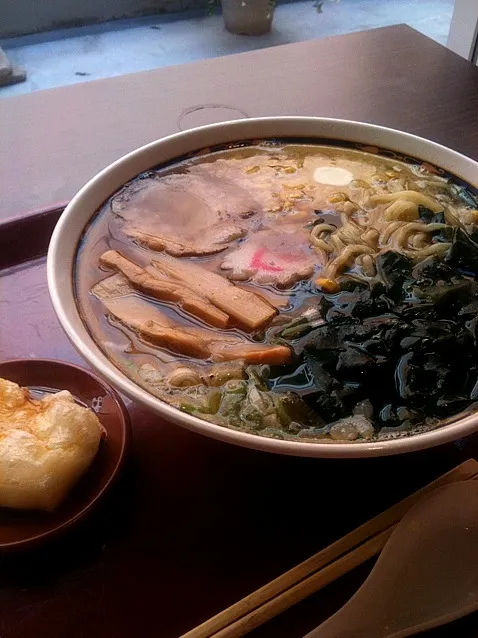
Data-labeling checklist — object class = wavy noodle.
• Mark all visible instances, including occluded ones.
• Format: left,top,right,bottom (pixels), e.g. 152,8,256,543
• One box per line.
329,234,347,253
356,253,376,277
324,245,375,280
399,243,451,258
384,199,419,221
309,185,456,281
411,232,428,249
310,224,336,247
370,190,443,212
337,222,363,244
361,228,380,246
379,221,451,260
313,238,334,254
380,221,406,244
392,222,446,248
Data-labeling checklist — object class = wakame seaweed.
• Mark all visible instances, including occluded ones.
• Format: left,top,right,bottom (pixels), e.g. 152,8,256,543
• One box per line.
445,228,478,275
271,230,478,436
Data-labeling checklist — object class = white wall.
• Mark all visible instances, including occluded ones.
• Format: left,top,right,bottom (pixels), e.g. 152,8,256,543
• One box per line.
447,0,478,62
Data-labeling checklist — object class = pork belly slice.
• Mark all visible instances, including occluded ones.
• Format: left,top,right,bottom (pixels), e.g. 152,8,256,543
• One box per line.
111,175,257,257
220,227,316,287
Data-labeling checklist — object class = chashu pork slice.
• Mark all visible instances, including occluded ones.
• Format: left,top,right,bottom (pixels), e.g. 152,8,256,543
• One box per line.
111,174,261,257
220,227,317,287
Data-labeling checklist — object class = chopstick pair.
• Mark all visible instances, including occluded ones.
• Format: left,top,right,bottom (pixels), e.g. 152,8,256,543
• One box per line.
180,458,478,638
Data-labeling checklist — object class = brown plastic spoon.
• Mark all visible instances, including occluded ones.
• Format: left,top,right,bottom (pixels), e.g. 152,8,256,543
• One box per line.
305,480,478,638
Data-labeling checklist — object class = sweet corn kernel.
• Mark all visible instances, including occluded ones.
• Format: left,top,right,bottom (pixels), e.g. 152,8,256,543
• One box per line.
316,278,340,293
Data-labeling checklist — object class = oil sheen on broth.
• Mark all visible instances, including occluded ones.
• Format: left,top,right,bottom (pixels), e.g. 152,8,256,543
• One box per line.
75,141,478,443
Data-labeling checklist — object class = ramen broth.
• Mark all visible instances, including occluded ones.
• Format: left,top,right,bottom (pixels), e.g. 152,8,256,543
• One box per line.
75,141,478,442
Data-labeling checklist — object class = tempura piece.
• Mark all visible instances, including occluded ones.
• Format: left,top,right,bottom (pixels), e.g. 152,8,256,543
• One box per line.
0,378,102,511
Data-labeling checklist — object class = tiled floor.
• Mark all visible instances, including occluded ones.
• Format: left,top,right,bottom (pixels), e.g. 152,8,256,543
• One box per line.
1,0,454,98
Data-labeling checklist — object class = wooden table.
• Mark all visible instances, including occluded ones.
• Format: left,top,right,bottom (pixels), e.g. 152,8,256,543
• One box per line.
1,24,478,638
2,23,478,221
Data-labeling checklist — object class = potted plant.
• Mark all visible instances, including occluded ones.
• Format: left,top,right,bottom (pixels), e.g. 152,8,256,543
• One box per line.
212,0,332,37
220,0,276,36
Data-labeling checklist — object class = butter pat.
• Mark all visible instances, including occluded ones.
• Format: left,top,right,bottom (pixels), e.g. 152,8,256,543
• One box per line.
0,378,102,511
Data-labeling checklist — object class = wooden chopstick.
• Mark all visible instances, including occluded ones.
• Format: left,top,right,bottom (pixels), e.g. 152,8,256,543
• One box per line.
208,527,394,638
180,458,478,638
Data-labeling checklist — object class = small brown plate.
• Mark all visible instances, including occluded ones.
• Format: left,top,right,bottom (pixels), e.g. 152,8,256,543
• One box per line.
0,359,131,551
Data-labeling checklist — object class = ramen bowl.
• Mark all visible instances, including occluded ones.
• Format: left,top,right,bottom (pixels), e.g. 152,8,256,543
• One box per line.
48,117,478,458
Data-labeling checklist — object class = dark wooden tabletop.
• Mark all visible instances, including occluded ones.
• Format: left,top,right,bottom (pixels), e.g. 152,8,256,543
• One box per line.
1,24,478,638
1,23,478,221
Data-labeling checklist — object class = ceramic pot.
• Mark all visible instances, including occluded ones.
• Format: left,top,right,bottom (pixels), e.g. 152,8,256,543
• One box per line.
221,0,274,35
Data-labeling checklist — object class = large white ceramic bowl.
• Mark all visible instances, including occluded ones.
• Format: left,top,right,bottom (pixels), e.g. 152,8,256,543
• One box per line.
48,117,478,458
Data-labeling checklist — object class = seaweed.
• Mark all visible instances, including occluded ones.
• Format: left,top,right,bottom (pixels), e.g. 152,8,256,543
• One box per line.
454,186,478,209
445,228,478,276
418,205,446,225
375,251,413,301
239,228,478,439
291,246,478,434
412,256,457,284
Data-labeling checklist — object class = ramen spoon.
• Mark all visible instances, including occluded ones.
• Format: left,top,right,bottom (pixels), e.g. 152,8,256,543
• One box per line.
305,480,478,638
